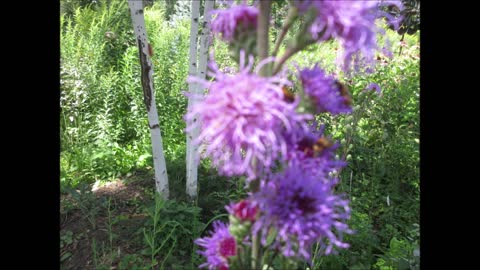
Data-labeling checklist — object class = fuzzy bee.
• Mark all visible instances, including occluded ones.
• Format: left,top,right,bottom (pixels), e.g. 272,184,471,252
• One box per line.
298,136,334,157
282,86,296,103
334,80,352,106
313,136,334,154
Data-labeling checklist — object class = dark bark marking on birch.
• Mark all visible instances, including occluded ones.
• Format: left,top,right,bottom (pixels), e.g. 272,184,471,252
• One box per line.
150,123,159,129
137,37,152,111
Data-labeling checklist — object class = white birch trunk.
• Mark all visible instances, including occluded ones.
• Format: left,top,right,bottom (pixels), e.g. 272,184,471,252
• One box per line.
198,1,215,79
186,0,215,201
128,0,169,199
186,0,201,201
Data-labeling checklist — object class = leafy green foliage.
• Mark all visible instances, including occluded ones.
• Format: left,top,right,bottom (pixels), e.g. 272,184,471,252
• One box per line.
374,234,420,270
141,197,204,269
61,2,190,188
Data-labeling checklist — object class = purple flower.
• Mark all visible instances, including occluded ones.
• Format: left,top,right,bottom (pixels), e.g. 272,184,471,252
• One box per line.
195,221,236,270
299,65,352,115
185,52,312,180
302,1,402,71
292,0,317,14
210,1,258,42
253,159,352,259
365,82,382,94
288,122,346,182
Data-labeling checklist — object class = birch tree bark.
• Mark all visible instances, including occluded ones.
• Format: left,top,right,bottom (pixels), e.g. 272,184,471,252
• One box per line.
186,0,215,201
128,0,169,199
186,0,201,201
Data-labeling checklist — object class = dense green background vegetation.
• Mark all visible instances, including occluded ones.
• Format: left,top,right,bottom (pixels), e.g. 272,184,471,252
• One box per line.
60,1,419,269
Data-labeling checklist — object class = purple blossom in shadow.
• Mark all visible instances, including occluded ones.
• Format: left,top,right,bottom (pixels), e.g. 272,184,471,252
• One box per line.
253,159,352,260
302,1,403,71
210,1,258,42
185,51,312,180
299,65,352,115
195,221,236,270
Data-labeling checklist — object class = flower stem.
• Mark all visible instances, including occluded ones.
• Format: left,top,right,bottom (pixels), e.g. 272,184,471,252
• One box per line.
253,1,271,268
272,7,326,75
272,39,315,75
250,177,261,269
273,46,300,75
272,7,298,58
257,0,271,77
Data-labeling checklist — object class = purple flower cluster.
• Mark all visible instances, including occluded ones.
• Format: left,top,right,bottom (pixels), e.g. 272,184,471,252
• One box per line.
295,0,402,71
210,2,258,42
195,221,237,270
299,65,352,115
185,52,311,180
254,159,352,259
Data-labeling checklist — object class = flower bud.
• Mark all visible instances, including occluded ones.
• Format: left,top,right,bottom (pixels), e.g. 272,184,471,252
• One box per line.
227,199,258,222
226,200,258,240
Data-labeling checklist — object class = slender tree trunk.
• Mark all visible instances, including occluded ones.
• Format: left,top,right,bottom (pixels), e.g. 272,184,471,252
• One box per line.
186,0,201,201
128,0,169,199
186,0,215,201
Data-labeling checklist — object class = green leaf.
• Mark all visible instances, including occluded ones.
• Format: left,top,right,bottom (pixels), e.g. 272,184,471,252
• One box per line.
266,227,277,246
61,252,72,262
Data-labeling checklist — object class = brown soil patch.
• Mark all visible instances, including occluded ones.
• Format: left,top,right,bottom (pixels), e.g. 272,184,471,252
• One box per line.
61,170,155,269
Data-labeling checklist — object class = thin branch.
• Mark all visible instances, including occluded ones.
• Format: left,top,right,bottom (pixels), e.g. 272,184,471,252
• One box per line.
272,8,298,58
272,39,315,75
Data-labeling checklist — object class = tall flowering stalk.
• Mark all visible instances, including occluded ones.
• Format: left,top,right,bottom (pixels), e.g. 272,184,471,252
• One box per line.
187,1,403,269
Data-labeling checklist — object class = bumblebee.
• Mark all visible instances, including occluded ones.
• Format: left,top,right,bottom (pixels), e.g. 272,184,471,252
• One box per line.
313,136,334,154
282,86,296,103
334,80,352,106
298,136,334,157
